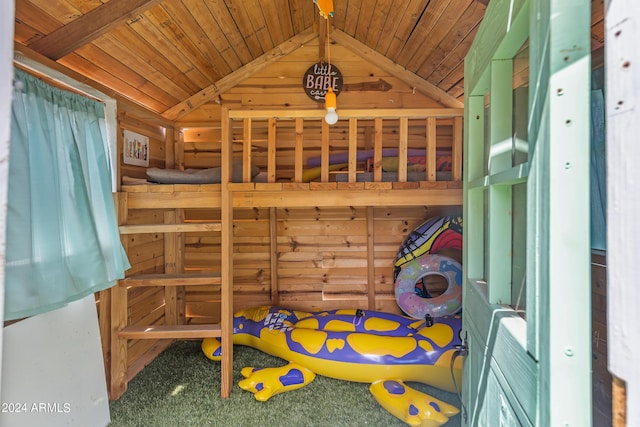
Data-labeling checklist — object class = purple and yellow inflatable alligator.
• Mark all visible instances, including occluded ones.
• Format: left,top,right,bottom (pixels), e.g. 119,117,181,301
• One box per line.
202,305,463,426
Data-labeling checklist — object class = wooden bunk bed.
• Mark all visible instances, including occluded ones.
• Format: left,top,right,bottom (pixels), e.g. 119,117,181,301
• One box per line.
109,106,463,400
221,107,464,310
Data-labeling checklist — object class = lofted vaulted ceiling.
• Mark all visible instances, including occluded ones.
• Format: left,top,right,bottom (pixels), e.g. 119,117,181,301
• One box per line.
13,0,604,121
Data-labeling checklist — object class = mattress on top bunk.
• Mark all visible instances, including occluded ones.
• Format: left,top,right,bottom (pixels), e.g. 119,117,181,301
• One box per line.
146,162,260,184
333,171,452,182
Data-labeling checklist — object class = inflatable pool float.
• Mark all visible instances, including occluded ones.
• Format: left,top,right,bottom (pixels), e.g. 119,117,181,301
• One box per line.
394,215,463,281
395,254,463,319
202,305,463,426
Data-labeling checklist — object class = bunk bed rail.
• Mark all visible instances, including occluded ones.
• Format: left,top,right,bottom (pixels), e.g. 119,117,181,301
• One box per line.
227,108,463,185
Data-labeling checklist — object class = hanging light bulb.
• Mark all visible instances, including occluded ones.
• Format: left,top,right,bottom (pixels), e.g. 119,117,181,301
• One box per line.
325,86,338,125
317,0,337,125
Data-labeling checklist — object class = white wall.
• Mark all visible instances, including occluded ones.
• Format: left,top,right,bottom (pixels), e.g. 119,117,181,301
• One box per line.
606,0,640,424
1,295,110,426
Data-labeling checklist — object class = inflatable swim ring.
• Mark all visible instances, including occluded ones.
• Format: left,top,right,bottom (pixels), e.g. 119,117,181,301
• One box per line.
395,254,463,319
202,305,463,426
394,215,463,281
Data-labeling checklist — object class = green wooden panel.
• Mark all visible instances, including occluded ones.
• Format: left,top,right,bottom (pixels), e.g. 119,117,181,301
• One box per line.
465,281,537,423
463,95,486,282
465,0,529,96
486,59,513,304
529,0,592,425
488,185,512,304
463,0,592,425
489,60,514,175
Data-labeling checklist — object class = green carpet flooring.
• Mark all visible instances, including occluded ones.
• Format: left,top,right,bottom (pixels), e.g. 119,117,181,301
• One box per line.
109,340,462,426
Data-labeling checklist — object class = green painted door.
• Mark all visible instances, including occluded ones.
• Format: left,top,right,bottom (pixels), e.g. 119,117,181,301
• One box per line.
462,0,592,425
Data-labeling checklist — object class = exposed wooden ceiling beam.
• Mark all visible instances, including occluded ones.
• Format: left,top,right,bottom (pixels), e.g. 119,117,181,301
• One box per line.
163,28,318,121
316,14,328,61
330,29,464,108
28,0,164,60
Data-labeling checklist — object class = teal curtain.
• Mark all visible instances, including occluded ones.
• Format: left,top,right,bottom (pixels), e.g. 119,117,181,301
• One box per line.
5,68,130,320
590,65,606,251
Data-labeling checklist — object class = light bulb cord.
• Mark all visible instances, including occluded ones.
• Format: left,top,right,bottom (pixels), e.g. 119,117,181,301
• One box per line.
326,17,331,70
324,14,337,125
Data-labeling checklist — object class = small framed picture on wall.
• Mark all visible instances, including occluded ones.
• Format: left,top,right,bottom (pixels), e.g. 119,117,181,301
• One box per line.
123,130,149,167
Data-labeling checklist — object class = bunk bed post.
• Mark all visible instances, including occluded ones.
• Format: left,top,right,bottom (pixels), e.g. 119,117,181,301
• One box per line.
426,117,437,182
267,117,277,183
220,107,234,398
176,208,186,326
366,206,376,309
166,126,177,170
398,117,409,182
242,118,252,183
294,118,304,183
97,288,111,393
163,209,184,326
98,196,118,397
321,120,330,182
348,118,358,182
452,116,463,181
373,118,383,182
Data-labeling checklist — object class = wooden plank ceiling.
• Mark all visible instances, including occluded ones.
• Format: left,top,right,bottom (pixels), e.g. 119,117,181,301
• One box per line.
13,0,603,120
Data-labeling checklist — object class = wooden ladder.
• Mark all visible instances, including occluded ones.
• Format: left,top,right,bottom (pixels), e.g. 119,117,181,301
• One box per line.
118,273,223,340
109,194,232,400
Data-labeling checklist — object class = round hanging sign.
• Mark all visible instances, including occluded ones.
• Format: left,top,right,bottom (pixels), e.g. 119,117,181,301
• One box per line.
302,62,343,103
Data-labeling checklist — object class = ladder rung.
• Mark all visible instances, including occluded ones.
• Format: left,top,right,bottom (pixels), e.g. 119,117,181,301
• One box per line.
120,273,222,287
119,324,221,339
119,223,222,234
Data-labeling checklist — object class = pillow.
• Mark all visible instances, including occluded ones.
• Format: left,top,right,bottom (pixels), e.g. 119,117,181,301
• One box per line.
146,161,260,184
146,167,220,184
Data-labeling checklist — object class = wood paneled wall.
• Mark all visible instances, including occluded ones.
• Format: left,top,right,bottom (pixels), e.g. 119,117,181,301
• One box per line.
182,205,462,324
119,110,173,180
177,38,446,124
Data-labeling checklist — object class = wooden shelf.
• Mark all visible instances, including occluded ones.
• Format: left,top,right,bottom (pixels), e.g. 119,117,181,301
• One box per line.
119,324,222,339
120,273,222,287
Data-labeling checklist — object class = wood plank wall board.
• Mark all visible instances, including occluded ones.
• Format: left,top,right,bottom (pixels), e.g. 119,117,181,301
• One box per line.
176,40,447,122
124,340,174,384
118,106,170,181
591,251,611,426
124,287,166,366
